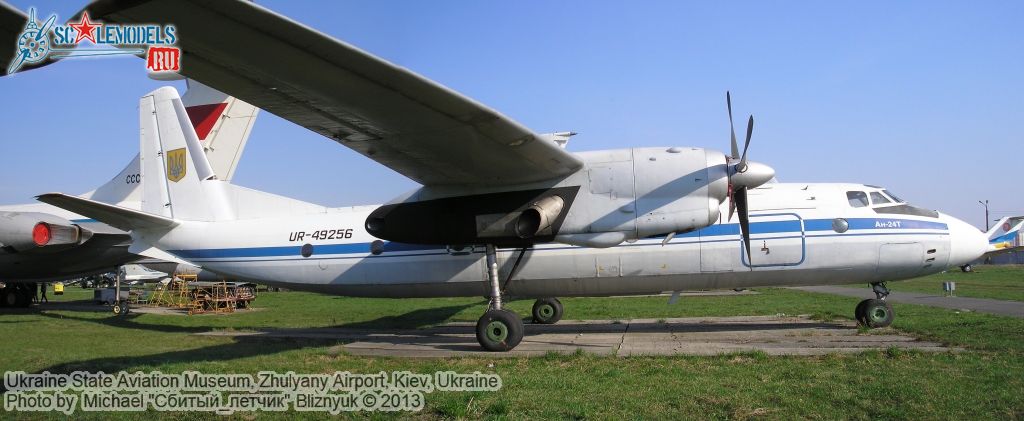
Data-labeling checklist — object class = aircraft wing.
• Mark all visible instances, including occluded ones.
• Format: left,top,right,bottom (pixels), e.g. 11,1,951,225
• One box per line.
82,0,583,186
0,2,24,72
36,193,177,232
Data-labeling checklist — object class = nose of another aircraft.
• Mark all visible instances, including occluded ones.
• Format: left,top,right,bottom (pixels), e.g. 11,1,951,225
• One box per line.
943,213,989,267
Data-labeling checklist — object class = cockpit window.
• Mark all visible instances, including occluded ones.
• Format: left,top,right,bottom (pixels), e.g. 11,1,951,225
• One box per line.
870,192,891,205
882,190,905,203
847,191,869,208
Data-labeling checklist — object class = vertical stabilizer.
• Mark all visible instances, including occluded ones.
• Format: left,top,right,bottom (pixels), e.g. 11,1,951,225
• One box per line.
83,79,258,206
987,216,1024,248
181,79,259,182
139,87,233,221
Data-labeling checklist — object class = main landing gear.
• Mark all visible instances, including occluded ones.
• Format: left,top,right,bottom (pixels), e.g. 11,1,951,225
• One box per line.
854,282,894,328
0,282,34,308
475,245,525,352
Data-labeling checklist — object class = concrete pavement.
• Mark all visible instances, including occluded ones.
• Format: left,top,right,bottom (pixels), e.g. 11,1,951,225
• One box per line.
196,315,953,358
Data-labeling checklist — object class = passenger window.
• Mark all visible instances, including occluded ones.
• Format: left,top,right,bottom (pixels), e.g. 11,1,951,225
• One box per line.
847,191,869,208
870,192,891,205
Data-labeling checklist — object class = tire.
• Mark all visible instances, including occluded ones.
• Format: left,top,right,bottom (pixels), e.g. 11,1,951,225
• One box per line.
854,299,870,325
860,299,894,328
475,309,525,352
961,264,973,273
14,286,32,308
2,290,17,307
531,298,564,324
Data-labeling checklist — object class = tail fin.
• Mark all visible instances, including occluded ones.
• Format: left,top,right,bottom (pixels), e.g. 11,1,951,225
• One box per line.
82,79,258,205
140,87,233,221
181,79,259,182
987,216,1024,248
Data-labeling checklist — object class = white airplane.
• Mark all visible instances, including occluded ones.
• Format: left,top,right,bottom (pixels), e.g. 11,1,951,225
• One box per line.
0,77,259,307
35,1,990,352
119,264,168,284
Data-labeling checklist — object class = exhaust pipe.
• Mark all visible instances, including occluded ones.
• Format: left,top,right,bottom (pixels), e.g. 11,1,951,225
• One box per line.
515,195,565,239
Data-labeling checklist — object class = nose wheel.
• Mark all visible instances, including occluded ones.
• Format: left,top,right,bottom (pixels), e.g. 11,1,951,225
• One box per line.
476,245,525,352
855,282,895,328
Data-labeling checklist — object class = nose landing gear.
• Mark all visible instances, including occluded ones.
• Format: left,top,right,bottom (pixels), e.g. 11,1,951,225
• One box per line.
854,282,894,328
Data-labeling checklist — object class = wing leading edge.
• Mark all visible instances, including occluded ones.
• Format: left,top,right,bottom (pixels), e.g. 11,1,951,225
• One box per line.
82,0,583,186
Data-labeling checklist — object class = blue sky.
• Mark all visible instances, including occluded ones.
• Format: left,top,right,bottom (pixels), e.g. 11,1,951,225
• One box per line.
2,1,1021,229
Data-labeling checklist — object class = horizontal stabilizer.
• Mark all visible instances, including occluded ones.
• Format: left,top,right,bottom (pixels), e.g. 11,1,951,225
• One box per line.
36,193,177,232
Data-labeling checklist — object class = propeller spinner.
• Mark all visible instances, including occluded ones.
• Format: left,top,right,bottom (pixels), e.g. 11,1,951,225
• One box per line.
725,92,775,260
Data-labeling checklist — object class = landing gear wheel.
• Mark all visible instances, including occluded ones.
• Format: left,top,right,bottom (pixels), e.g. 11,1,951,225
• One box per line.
532,298,564,324
112,300,130,316
854,299,870,325
476,309,524,352
14,286,31,308
858,299,894,328
2,290,16,307
960,264,973,273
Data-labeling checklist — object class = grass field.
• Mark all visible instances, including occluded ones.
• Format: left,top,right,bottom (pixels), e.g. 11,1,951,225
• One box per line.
891,264,1024,301
1,267,1023,419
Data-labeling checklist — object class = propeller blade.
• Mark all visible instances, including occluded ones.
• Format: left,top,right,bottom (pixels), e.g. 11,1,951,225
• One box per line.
738,115,753,171
735,187,752,260
727,183,736,221
727,92,738,159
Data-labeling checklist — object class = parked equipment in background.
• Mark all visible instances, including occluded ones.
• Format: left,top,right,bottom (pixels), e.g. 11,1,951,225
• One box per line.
943,281,956,297
94,287,129,305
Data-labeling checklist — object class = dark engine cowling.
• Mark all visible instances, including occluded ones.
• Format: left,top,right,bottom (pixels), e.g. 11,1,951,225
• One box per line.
0,212,85,253
365,186,581,248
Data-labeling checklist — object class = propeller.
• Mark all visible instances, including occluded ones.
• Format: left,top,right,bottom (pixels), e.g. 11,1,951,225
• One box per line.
724,92,774,260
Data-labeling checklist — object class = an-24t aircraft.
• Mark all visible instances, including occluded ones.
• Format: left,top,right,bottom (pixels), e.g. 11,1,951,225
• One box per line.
42,0,989,352
39,87,990,352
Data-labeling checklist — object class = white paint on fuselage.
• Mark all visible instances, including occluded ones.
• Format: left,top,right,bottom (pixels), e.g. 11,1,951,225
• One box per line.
142,183,985,298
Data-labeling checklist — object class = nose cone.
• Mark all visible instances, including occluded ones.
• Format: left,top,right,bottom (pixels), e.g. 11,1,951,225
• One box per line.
944,213,989,267
732,161,775,189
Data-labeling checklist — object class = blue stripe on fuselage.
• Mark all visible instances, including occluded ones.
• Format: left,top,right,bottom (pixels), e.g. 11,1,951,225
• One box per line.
169,217,948,260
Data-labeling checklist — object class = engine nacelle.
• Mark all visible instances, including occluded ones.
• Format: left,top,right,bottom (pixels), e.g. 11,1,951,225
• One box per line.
630,147,727,238
365,147,731,248
0,212,84,253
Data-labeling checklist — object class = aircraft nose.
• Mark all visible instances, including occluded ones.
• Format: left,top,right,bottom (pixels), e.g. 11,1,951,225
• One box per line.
943,213,989,267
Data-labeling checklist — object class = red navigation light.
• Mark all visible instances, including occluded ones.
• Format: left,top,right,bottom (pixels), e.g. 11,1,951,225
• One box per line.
32,222,51,246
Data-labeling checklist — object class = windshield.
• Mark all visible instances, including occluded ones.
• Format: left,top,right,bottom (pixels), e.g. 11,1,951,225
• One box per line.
846,191,869,208
870,192,891,205
882,190,905,203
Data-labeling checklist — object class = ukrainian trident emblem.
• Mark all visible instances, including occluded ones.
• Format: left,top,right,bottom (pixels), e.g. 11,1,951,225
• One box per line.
166,148,186,182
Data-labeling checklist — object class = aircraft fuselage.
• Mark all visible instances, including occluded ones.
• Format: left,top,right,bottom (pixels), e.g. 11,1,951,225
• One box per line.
144,183,985,298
